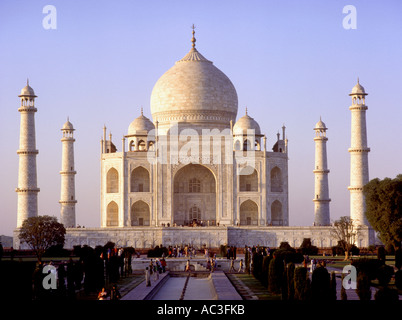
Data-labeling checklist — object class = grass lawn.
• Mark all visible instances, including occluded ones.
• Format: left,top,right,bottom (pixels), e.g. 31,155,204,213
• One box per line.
226,272,281,300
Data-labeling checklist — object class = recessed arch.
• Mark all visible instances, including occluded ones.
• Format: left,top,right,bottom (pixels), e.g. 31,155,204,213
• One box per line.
131,200,150,226
271,200,283,225
106,201,119,226
240,199,258,226
173,164,216,226
106,168,119,193
270,166,283,192
239,167,258,192
130,166,150,192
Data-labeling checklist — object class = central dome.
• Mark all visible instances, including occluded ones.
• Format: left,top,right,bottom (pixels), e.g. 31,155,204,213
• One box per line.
150,38,238,131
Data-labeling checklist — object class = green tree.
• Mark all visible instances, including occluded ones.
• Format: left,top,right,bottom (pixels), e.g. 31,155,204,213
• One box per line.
356,272,371,300
268,257,283,294
374,265,399,301
18,215,66,262
286,262,295,300
294,267,310,300
311,266,331,300
330,216,360,260
363,175,402,250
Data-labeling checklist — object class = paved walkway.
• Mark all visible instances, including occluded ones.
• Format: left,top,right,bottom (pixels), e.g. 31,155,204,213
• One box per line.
122,272,169,300
210,271,242,300
122,271,242,300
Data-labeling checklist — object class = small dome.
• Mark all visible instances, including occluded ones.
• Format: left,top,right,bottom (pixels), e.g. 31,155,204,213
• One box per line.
315,118,326,130
233,110,261,135
19,84,36,97
128,111,155,135
62,120,74,130
350,78,366,95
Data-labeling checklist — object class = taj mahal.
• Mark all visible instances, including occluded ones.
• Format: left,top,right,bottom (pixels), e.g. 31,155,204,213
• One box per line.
13,29,374,249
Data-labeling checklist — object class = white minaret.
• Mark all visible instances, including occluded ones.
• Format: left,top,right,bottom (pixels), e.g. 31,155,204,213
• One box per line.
59,119,77,227
16,80,40,227
313,118,331,226
348,79,370,226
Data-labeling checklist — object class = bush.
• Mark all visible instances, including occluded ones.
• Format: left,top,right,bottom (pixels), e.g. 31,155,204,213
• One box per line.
294,267,310,300
261,255,272,288
286,262,295,300
252,252,264,281
377,246,386,264
273,248,303,264
43,244,71,257
147,246,168,258
311,266,331,300
300,238,319,255
331,240,359,256
374,287,399,301
268,257,283,294
377,265,394,286
352,258,383,280
356,272,371,300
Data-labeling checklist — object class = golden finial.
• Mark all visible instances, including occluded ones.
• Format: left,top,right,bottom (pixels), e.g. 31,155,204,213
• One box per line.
191,24,196,48
245,106,248,115
141,107,143,116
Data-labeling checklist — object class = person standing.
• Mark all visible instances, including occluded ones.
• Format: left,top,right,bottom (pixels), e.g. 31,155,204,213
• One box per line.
229,258,235,273
145,267,151,287
238,259,243,273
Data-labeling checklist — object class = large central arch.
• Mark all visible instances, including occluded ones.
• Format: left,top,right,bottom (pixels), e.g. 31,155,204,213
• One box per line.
173,164,217,226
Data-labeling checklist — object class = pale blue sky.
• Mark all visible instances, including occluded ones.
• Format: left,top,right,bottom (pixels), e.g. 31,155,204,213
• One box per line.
1,0,401,236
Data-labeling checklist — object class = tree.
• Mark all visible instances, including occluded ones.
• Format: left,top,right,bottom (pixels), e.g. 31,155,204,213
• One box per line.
18,215,66,262
300,238,318,255
374,265,399,301
268,257,283,294
356,272,371,300
311,266,331,301
330,216,360,260
363,175,402,250
294,267,310,300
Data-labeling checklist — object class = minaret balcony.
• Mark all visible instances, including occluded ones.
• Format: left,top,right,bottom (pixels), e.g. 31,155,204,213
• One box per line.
17,149,39,155
15,187,40,193
59,170,77,175
18,106,37,113
348,147,370,153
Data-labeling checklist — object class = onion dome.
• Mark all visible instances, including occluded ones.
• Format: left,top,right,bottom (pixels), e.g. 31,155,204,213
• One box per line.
128,109,155,135
350,78,367,95
19,79,37,97
314,117,327,130
150,27,238,130
62,118,74,131
233,108,261,135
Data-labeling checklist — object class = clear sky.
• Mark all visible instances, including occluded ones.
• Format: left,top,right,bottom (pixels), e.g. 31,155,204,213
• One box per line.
1,0,401,237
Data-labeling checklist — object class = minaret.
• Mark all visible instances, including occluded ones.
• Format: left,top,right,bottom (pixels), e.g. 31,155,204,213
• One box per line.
313,118,331,226
59,119,77,227
16,80,40,228
348,79,370,226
